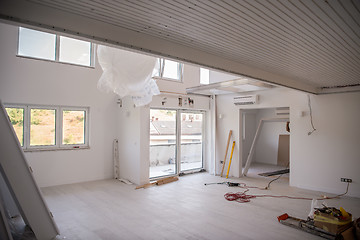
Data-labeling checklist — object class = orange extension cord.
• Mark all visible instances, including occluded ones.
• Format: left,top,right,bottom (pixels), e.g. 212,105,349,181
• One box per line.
224,182,350,203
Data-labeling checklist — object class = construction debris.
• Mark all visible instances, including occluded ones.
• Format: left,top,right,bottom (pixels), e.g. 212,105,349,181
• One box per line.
313,206,353,235
135,176,178,189
278,207,356,240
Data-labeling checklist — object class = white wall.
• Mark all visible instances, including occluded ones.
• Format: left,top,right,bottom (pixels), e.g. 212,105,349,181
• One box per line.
117,97,149,185
254,108,288,165
216,88,360,197
0,23,118,187
291,92,360,198
215,95,242,178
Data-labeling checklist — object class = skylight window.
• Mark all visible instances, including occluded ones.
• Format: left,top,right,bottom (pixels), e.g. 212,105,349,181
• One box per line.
155,59,183,82
18,27,56,61
200,68,210,85
59,36,91,66
162,59,181,80
17,27,93,67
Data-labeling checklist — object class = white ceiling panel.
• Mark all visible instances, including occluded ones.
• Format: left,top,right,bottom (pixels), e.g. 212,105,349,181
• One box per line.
0,0,359,94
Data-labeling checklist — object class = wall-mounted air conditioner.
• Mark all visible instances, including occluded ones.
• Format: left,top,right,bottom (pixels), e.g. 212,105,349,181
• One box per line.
233,95,258,105
275,107,290,117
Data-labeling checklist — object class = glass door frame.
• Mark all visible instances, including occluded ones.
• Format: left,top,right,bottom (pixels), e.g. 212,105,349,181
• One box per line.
178,110,205,174
149,108,205,179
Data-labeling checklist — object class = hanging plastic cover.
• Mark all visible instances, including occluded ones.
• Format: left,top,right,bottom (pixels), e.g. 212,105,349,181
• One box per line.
97,45,160,106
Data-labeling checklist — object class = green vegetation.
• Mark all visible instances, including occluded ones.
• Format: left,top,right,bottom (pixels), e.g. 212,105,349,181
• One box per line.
6,108,24,125
5,108,24,145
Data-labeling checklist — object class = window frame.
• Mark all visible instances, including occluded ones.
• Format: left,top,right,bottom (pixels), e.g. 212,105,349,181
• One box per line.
60,107,89,148
149,108,205,180
28,106,57,150
5,103,89,151
17,27,95,68
154,58,184,82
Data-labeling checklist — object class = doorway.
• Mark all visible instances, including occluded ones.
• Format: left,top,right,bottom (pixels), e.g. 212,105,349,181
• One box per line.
149,109,204,178
240,108,290,178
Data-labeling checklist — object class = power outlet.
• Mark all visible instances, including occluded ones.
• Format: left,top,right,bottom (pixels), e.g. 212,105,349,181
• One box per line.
341,178,352,183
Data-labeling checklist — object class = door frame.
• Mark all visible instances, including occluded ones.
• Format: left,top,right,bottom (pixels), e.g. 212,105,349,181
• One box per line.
149,108,205,179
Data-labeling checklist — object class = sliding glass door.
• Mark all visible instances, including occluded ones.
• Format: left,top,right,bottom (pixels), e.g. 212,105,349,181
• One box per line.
149,109,177,178
180,112,203,171
149,109,204,179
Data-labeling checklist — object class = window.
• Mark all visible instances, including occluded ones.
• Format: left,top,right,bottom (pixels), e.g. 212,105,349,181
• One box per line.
17,27,93,67
18,28,56,61
30,108,56,146
200,68,210,85
5,107,24,146
59,36,92,66
5,104,89,150
155,59,183,82
62,110,85,145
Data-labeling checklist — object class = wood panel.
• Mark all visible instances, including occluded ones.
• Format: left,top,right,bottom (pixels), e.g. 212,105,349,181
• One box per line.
277,134,290,167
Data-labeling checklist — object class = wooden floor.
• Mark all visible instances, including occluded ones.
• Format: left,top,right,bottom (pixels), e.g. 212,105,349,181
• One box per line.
42,170,360,240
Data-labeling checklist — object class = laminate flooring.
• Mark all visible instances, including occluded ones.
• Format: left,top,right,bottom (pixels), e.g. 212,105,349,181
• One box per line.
42,172,360,240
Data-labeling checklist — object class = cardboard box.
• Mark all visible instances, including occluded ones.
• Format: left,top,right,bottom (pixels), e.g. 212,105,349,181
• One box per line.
339,226,356,240
314,211,353,234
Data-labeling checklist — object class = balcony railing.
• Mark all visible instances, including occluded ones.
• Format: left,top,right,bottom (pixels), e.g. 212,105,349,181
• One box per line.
149,142,202,178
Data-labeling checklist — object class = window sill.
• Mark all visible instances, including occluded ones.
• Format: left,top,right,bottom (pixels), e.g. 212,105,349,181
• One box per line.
16,55,95,69
23,146,90,152
153,76,183,83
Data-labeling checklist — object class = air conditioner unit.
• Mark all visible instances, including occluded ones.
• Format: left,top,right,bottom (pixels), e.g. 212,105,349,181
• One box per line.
275,107,290,117
233,95,259,105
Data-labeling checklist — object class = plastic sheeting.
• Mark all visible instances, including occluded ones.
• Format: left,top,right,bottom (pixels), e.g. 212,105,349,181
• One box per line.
97,45,160,106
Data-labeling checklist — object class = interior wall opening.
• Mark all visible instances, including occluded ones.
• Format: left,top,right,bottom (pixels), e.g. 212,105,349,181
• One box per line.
240,107,290,182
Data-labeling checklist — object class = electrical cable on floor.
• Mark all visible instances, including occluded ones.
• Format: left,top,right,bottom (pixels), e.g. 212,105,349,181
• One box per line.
264,163,290,190
265,173,283,190
224,182,350,203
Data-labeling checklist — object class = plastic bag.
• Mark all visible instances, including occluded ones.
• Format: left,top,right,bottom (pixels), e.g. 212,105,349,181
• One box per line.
97,45,160,106
308,199,327,219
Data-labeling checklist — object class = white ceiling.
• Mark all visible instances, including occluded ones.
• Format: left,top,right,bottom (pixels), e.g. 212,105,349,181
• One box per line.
0,0,360,94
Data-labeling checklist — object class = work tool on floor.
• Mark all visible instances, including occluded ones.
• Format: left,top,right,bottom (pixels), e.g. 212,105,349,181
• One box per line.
226,141,235,179
135,176,178,189
277,213,354,240
220,130,232,177
258,169,289,177
204,182,245,187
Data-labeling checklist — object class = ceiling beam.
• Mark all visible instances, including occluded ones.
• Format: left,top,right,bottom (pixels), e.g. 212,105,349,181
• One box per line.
0,0,318,94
